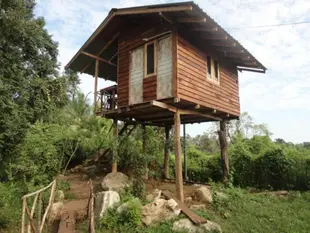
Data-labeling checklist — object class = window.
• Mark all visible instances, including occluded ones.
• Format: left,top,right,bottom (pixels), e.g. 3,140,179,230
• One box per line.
206,56,220,84
214,60,219,82
144,41,157,77
206,56,211,79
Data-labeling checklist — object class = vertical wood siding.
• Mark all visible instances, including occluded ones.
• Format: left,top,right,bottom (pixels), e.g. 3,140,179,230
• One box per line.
177,36,240,116
157,36,173,99
117,23,173,107
129,47,144,105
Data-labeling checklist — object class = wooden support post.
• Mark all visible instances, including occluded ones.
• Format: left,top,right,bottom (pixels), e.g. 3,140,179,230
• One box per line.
93,59,99,112
164,126,171,179
21,198,26,233
112,119,118,173
142,125,148,180
183,124,188,181
218,120,229,182
174,110,184,202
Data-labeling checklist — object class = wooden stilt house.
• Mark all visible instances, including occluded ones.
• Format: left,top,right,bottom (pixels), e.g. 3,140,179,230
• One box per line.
66,1,266,202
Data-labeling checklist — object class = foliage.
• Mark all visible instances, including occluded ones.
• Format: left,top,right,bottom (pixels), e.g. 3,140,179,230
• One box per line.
99,198,142,231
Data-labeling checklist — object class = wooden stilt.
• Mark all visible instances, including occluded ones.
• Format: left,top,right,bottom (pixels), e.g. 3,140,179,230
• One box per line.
142,125,148,180
93,59,99,112
174,110,184,202
164,126,171,179
112,119,118,173
218,120,229,182
183,124,188,181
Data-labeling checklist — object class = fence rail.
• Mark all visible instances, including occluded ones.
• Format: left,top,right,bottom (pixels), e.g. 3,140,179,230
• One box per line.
21,179,57,233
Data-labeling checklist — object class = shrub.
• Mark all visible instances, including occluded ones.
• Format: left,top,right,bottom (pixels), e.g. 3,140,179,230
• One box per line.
99,198,142,231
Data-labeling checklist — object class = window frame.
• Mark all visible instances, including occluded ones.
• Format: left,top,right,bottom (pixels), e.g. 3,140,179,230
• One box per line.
144,41,157,78
206,56,220,85
213,59,220,84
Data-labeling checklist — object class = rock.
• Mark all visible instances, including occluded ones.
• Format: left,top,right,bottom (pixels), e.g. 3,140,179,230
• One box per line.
189,204,206,210
201,220,222,233
184,197,193,204
215,191,229,201
94,191,120,217
117,198,142,215
193,186,213,204
142,198,181,225
55,190,65,202
101,172,130,193
146,189,162,202
172,218,222,233
48,202,64,222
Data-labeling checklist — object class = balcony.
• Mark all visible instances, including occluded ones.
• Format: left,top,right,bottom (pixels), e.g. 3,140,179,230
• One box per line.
95,85,117,115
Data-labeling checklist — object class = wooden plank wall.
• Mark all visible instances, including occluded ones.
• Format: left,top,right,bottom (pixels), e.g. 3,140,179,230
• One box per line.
177,36,240,116
143,75,157,102
117,23,173,107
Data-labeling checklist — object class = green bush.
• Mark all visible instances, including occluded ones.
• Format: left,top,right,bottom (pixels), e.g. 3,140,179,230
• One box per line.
99,198,142,231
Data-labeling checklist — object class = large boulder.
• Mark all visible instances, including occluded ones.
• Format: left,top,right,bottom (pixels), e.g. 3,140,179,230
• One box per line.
142,198,181,225
101,172,130,193
193,186,213,204
172,218,222,233
94,191,120,217
146,189,162,202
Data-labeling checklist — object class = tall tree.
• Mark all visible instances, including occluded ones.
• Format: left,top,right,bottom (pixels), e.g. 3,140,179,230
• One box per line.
0,0,74,179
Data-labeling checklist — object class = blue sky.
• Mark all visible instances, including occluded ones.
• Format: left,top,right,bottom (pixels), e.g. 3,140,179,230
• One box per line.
34,0,310,143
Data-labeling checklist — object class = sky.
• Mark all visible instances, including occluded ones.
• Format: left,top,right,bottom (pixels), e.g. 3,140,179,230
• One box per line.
34,0,310,143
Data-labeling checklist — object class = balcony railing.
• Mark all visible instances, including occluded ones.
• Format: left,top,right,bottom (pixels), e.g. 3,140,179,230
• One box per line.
95,85,117,114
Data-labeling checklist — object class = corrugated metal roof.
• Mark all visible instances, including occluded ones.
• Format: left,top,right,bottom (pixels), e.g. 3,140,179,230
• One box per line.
66,1,266,80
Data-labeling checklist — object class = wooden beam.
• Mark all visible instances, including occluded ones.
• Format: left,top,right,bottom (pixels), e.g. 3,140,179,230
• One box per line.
218,121,229,182
174,110,184,202
183,124,188,181
204,36,228,40
81,51,117,67
115,5,193,15
218,48,244,53
94,59,99,111
80,33,119,73
191,27,218,32
142,125,148,180
212,42,236,47
151,100,222,121
97,32,120,57
159,12,174,24
164,126,171,179
237,67,266,73
177,17,206,23
112,119,118,173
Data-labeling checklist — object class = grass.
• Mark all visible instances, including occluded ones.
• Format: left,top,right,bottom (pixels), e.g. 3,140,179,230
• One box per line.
199,185,310,233
4,183,310,233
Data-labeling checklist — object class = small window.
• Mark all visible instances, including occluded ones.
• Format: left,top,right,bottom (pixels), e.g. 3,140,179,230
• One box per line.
144,42,156,77
214,60,219,82
206,56,211,79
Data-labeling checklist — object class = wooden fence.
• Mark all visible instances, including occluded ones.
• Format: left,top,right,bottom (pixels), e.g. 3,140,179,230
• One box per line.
21,180,57,233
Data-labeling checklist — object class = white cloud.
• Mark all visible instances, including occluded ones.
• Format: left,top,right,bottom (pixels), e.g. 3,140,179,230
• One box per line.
35,0,310,143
